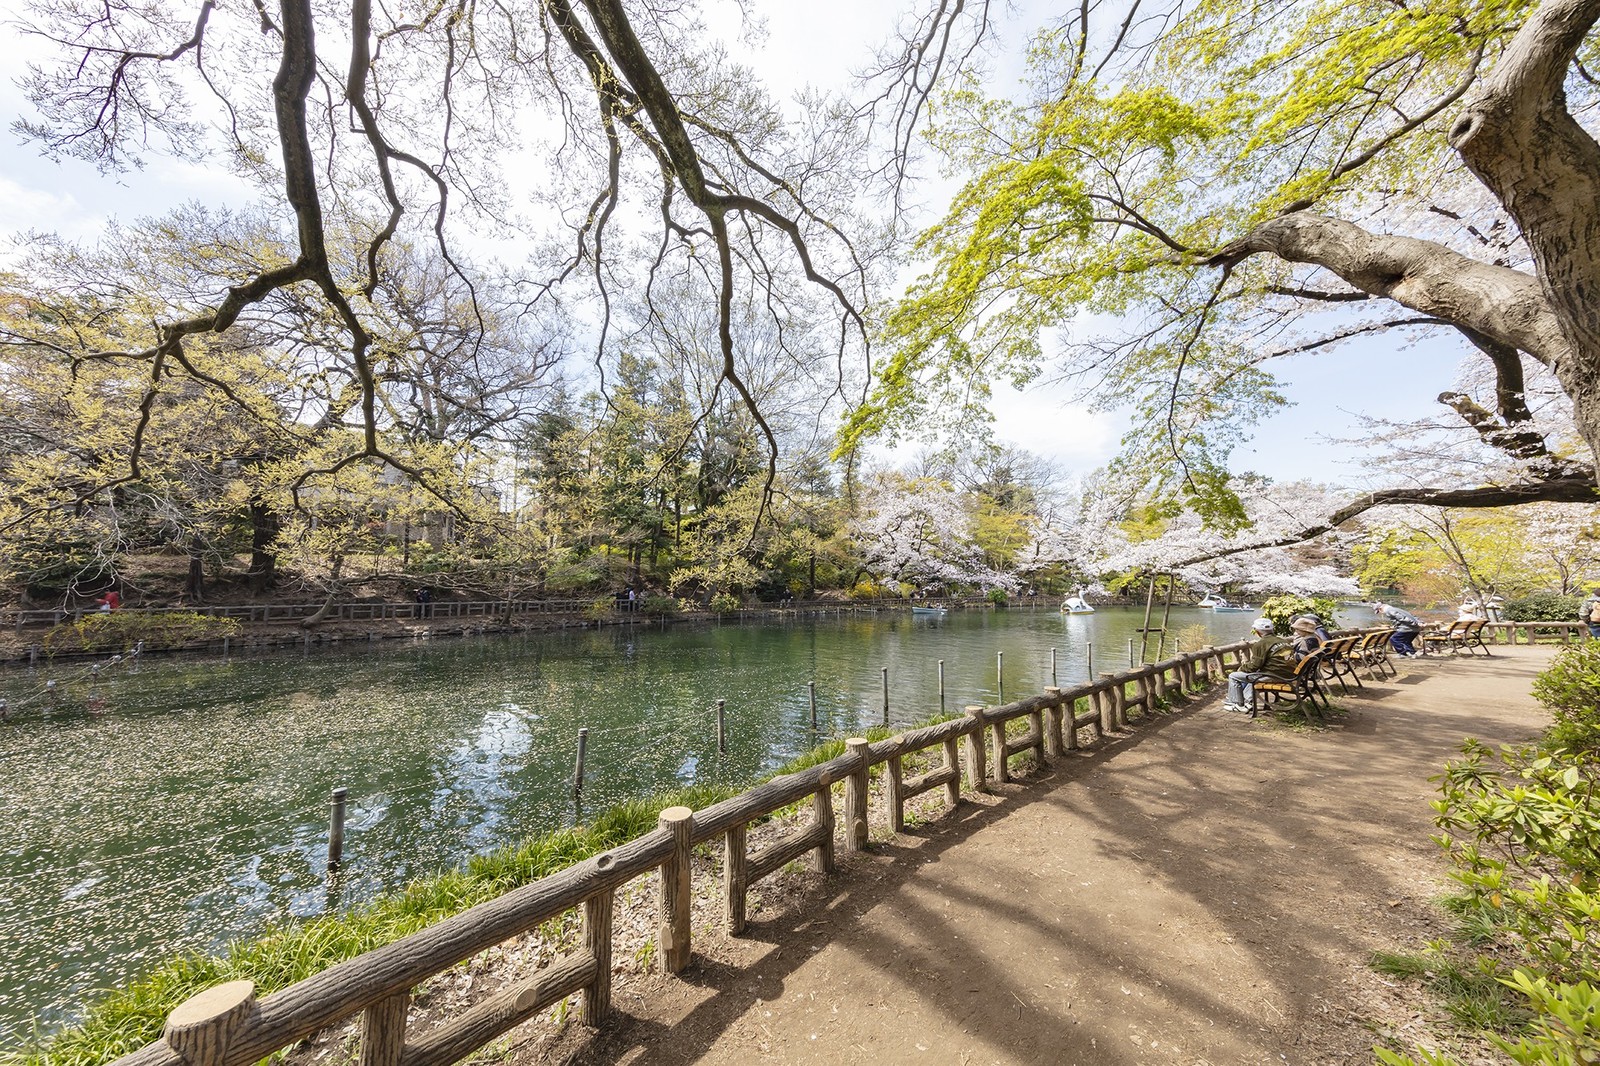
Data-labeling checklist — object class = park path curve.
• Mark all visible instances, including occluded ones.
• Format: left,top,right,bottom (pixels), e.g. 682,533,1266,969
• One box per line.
541,644,1557,1066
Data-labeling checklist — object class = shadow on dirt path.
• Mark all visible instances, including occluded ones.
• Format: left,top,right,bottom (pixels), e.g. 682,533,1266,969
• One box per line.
537,645,1556,1066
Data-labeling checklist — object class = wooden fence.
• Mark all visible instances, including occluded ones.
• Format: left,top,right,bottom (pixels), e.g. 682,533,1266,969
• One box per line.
75,621,1592,1066
103,638,1260,1066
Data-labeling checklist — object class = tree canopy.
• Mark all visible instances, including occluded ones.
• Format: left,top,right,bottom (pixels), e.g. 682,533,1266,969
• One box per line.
850,0,1600,537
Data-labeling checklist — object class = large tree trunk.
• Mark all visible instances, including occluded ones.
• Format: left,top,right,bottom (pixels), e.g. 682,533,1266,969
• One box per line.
247,496,279,593
1447,0,1600,473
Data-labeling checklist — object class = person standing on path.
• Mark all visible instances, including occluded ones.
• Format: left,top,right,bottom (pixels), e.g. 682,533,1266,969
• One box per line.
1373,602,1423,656
1222,618,1297,713
1582,587,1600,639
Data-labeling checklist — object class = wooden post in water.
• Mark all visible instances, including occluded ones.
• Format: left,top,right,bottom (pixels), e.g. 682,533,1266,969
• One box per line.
572,728,589,793
808,680,817,730
715,699,726,754
996,651,1004,703
881,667,889,723
1086,641,1093,677
1050,647,1057,685
1127,638,1135,669
938,659,945,702
327,787,348,871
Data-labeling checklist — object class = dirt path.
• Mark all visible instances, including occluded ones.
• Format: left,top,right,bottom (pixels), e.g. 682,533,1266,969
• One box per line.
539,645,1557,1066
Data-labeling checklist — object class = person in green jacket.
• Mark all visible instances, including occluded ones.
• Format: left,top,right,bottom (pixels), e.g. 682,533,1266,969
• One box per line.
1222,618,1297,713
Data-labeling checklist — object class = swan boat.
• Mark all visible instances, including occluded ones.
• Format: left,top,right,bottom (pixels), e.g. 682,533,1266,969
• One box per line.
1060,595,1095,614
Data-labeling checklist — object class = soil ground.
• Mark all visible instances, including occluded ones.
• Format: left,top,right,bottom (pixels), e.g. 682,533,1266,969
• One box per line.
527,644,1556,1066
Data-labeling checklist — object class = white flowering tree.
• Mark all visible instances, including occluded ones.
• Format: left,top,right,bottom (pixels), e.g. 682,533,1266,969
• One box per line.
849,473,1018,594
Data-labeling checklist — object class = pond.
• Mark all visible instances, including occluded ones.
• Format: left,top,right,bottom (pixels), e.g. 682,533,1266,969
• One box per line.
0,604,1300,1045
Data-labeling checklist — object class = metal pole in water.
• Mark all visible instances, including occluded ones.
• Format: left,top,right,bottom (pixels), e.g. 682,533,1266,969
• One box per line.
327,787,348,871
997,651,1004,703
1087,641,1093,677
881,667,889,723
938,659,945,701
1051,647,1057,685
573,727,589,793
808,681,818,730
1128,638,1135,669
716,699,727,754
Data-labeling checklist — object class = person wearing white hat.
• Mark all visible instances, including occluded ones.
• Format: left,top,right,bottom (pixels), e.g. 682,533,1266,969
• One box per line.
1222,618,1297,713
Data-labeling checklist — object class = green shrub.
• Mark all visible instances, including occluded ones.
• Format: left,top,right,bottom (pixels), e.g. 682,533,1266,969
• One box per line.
1533,642,1600,751
1387,739,1600,1065
640,594,677,617
986,588,1008,608
1259,594,1342,634
41,612,240,656
1505,591,1583,623
708,591,739,614
583,597,613,622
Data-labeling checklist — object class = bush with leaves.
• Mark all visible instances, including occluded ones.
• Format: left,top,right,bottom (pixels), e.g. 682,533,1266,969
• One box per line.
640,595,677,617
1532,642,1600,751
1505,592,1584,623
1380,739,1600,1065
708,592,740,614
42,611,240,655
1259,594,1343,634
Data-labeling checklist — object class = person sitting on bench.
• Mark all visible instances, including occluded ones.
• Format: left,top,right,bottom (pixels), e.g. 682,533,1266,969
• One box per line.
1222,618,1297,714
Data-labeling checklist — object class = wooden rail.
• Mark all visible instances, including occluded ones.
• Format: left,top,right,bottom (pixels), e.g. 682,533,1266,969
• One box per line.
100,643,1237,1066
100,625,1577,1066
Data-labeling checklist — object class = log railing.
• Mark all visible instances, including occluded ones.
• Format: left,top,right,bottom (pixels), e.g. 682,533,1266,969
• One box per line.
101,625,1560,1066
104,639,1254,1066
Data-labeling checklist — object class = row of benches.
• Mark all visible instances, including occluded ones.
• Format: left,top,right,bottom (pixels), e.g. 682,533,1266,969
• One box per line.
1250,621,1491,719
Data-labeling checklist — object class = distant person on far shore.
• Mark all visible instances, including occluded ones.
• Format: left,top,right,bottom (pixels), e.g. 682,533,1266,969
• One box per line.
1372,602,1422,657
96,589,121,612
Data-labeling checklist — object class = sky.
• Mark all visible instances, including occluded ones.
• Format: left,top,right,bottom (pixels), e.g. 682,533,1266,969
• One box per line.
0,0,1470,493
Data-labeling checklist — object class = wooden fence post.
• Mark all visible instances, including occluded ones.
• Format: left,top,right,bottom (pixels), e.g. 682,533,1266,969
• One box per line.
163,980,257,1066
1137,675,1154,717
989,714,1010,785
581,891,613,1024
1043,687,1064,757
657,807,693,973
813,774,837,874
942,736,962,805
844,738,870,852
725,824,747,934
962,706,988,792
1097,674,1118,733
359,992,407,1066
1064,697,1081,751
886,748,906,832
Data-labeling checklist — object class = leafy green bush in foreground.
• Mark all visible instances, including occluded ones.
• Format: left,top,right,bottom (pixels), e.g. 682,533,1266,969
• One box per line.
1380,643,1600,1065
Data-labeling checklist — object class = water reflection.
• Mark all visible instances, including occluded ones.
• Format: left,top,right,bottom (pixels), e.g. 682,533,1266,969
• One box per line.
0,605,1296,1044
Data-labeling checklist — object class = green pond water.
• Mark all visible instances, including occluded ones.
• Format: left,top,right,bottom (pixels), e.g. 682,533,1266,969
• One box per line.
0,605,1284,1046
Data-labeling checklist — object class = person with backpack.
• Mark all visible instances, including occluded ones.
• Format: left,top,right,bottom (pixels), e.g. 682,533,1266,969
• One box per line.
1221,618,1298,713
1582,588,1600,639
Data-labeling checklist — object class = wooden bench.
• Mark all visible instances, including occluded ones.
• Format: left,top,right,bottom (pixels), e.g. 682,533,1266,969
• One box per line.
1419,618,1491,657
1250,648,1332,720
1318,635,1364,694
